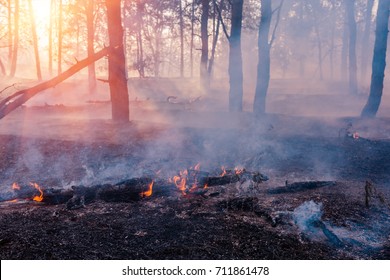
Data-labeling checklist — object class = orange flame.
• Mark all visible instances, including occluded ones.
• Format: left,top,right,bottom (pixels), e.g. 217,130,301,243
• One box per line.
12,182,21,190
141,181,154,197
220,166,227,177
30,182,44,202
173,175,187,193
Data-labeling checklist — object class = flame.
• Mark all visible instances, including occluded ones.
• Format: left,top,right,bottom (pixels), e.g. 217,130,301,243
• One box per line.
141,181,154,197
12,182,21,190
173,175,187,193
30,182,44,202
220,166,227,177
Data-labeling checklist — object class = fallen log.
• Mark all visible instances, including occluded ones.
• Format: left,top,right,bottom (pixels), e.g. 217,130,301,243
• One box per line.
268,181,336,194
0,47,110,120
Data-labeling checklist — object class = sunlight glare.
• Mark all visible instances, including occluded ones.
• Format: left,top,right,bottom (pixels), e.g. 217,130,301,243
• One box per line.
32,0,52,22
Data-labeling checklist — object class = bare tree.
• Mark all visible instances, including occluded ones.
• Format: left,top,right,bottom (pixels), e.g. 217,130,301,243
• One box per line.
361,0,390,117
360,0,374,83
200,0,209,87
86,0,96,93
345,0,357,95
228,0,244,112
106,0,130,122
28,0,42,81
9,0,19,77
253,0,283,116
58,0,63,75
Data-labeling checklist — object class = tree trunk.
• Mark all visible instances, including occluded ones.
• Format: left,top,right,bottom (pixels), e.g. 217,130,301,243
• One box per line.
341,7,348,81
253,0,271,116
58,0,63,75
7,0,12,63
208,0,222,78
179,0,185,78
190,0,195,77
361,0,390,117
28,0,42,81
346,0,358,95
87,0,96,93
106,0,130,122
312,4,323,80
360,0,374,83
200,0,209,87
10,0,19,78
136,1,145,78
0,47,110,120
49,0,55,76
229,0,244,112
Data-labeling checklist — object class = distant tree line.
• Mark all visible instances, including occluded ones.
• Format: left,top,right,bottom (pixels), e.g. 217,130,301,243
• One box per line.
0,0,389,120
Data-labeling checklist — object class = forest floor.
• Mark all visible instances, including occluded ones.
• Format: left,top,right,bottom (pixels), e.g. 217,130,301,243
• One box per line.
0,78,390,259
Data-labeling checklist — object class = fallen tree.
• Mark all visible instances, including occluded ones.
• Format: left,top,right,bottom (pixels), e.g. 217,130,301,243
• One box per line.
0,47,110,120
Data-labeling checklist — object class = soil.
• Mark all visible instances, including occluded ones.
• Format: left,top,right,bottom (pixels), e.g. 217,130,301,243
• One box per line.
1,79,390,260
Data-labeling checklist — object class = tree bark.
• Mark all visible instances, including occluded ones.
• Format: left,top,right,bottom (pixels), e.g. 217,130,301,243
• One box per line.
87,0,96,93
208,0,222,78
200,0,210,87
0,47,110,120
229,0,244,112
190,0,195,77
346,0,358,95
106,0,130,122
360,0,374,83
179,0,185,78
58,0,63,75
361,0,390,117
49,0,55,76
253,0,271,116
10,0,19,77
28,0,42,81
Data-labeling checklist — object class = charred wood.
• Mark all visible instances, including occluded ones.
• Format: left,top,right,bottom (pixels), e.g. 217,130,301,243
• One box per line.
268,181,336,194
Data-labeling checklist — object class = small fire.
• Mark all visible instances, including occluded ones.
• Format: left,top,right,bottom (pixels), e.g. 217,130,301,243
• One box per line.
12,182,21,190
141,181,154,197
173,174,187,193
220,166,227,177
352,132,359,139
30,182,44,202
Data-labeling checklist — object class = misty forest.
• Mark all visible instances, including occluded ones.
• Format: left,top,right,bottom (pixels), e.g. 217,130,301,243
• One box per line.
0,0,390,260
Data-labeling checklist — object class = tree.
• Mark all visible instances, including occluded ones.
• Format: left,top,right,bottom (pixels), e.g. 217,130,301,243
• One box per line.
28,0,42,81
228,0,244,112
360,0,374,83
86,0,96,93
361,0,390,117
253,0,272,116
9,0,20,77
253,0,283,116
106,0,130,122
345,0,357,95
200,0,209,87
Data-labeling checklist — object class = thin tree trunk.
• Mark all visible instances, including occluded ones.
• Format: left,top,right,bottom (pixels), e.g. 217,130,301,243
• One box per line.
208,0,222,78
58,0,63,75
341,7,348,81
87,0,96,93
361,0,390,117
10,0,19,78
49,0,55,76
136,1,145,78
0,48,110,120
179,0,185,77
346,0,358,95
253,0,271,116
229,0,244,112
312,4,323,80
28,0,42,81
200,0,209,87
106,0,130,122
8,0,12,62
360,0,374,83
190,0,195,77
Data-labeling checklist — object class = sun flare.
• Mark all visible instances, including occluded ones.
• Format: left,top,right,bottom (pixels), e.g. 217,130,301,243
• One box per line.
32,0,52,22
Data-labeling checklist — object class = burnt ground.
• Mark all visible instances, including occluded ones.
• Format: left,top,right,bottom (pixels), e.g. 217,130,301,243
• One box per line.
0,106,390,260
